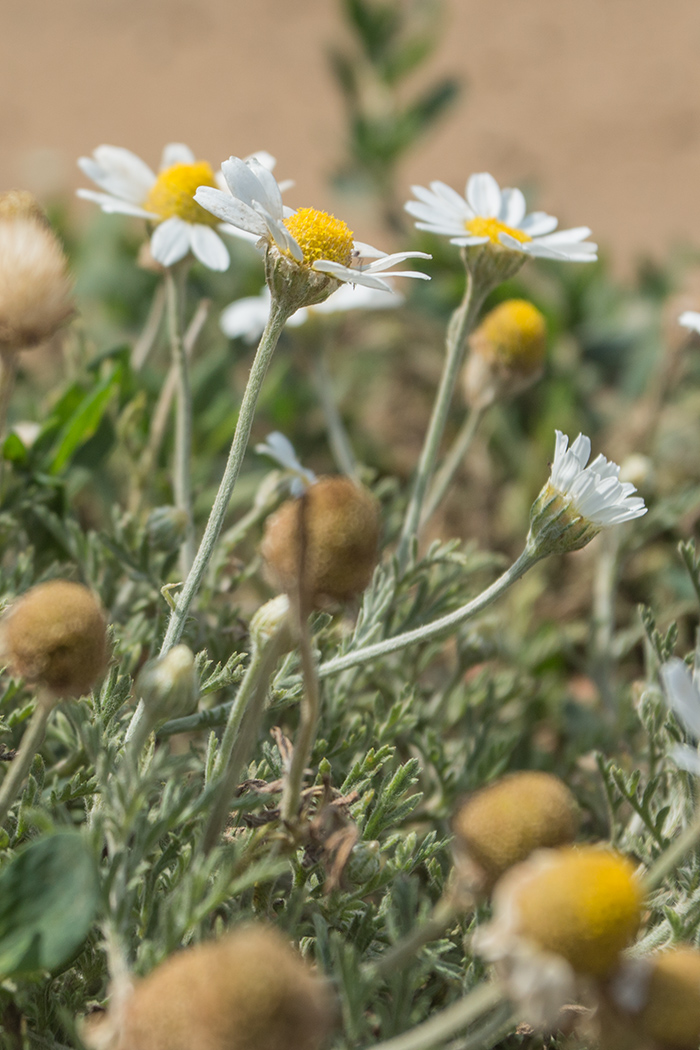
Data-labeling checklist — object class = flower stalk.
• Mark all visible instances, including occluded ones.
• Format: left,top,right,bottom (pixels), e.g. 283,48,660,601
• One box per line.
165,264,196,576
420,405,484,528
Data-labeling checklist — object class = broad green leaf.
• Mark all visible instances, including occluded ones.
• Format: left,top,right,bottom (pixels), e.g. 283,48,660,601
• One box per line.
49,366,122,474
2,432,28,466
0,832,100,976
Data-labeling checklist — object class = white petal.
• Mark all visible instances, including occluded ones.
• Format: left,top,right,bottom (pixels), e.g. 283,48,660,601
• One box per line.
160,143,195,169
312,260,391,292
669,744,700,775
81,145,156,203
466,173,502,218
679,311,700,333
312,282,404,314
189,225,230,271
150,217,191,267
194,186,267,236
537,226,593,245
520,211,559,236
76,189,157,219
220,291,270,342
428,180,470,214
244,150,276,171
499,188,527,226
661,659,700,739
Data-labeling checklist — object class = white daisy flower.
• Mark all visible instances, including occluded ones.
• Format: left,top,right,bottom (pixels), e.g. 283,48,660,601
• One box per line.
194,156,431,293
220,281,404,343
405,172,597,263
254,431,316,496
679,310,700,334
527,431,646,557
77,144,280,272
660,658,700,775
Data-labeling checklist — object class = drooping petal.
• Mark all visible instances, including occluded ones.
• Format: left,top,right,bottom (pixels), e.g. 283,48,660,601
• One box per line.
76,189,157,219
194,186,268,236
150,217,191,267
189,225,230,271
79,145,156,202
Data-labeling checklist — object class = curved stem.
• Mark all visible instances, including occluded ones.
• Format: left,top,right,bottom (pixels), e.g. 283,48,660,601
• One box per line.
421,406,485,529
0,695,52,827
318,546,539,679
396,273,484,571
126,298,291,743
365,981,505,1050
166,265,196,577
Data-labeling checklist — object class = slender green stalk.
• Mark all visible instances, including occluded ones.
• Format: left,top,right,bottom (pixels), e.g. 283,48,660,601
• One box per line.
312,350,357,477
0,347,18,492
644,805,700,892
126,297,291,742
365,981,505,1050
421,406,484,529
447,1006,517,1050
166,265,196,576
0,694,52,826
132,280,166,371
396,272,484,570
318,546,539,679
202,627,290,853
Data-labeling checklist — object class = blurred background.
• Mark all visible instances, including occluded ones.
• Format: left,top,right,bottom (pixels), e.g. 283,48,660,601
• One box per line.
4,0,700,273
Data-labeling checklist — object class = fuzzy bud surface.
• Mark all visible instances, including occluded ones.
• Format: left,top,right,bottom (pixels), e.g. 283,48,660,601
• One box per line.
0,216,74,352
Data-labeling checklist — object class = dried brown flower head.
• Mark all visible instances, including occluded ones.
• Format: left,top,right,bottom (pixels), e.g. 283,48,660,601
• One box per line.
1,581,109,699
0,215,74,352
261,477,381,607
452,771,580,892
98,924,334,1050
0,189,49,226
607,948,700,1050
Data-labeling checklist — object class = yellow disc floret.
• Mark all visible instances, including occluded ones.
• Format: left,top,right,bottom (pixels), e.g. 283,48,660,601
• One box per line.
513,847,642,976
473,299,547,372
284,208,354,267
466,216,532,246
143,162,220,225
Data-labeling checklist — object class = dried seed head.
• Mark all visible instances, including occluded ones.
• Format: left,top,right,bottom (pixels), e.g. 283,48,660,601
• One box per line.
452,771,579,892
261,477,381,607
106,924,334,1050
0,215,74,352
633,948,700,1049
0,189,49,226
1,581,109,699
463,299,546,409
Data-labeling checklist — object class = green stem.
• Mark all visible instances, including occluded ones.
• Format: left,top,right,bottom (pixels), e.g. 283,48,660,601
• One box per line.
0,696,52,827
396,272,484,570
318,546,539,679
201,627,289,853
312,350,357,477
280,617,320,825
166,265,196,577
132,279,166,371
420,406,485,529
125,297,291,743
365,981,505,1050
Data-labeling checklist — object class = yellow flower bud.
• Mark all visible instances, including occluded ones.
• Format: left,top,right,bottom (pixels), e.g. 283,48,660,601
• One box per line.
0,581,109,699
635,948,700,1049
90,925,334,1050
0,215,74,352
508,847,642,977
452,771,579,891
261,476,381,607
463,299,546,409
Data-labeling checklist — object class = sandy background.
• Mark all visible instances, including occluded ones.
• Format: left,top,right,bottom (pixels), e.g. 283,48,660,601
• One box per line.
2,0,700,273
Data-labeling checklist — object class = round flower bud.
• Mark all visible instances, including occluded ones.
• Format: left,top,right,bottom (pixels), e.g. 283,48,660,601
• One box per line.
261,476,381,607
249,594,293,652
502,847,642,977
452,771,580,892
463,299,546,410
136,645,198,723
0,189,49,226
0,581,108,699
146,506,190,552
633,948,700,1049
90,924,334,1050
0,215,74,352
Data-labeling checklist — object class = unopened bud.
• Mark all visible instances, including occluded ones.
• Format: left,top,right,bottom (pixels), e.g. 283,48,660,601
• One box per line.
136,645,198,723
464,299,546,410
0,581,108,700
146,506,190,552
261,476,381,608
249,594,293,652
0,215,74,352
452,771,579,892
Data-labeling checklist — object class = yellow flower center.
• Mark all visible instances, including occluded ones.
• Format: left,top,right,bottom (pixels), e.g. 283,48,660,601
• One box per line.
515,847,643,976
475,299,547,371
466,216,532,246
284,208,354,267
143,162,219,225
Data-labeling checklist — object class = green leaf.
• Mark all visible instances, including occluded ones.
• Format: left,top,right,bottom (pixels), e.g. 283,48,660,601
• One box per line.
2,432,28,466
0,832,100,976
49,366,123,474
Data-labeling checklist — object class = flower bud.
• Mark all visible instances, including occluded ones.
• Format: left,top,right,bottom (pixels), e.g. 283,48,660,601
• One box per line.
87,924,334,1050
615,948,700,1049
136,645,198,723
261,477,381,607
0,581,108,699
463,299,546,409
452,772,579,892
249,594,293,651
0,215,74,352
146,506,190,552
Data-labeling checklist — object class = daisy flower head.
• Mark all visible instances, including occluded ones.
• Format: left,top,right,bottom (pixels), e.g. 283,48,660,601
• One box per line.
679,310,700,334
527,431,647,558
77,144,278,272
406,172,597,285
194,156,431,312
220,282,404,344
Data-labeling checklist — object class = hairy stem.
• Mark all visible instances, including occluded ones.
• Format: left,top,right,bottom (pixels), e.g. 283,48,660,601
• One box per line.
166,265,196,576
126,298,291,742
312,349,357,477
421,406,484,529
132,279,166,371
